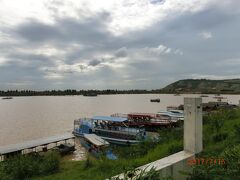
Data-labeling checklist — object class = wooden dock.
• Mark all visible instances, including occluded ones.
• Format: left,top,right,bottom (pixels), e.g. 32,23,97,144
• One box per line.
0,133,75,161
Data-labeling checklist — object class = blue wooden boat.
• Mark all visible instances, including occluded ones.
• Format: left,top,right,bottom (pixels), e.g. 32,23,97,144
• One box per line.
73,116,146,145
81,134,117,160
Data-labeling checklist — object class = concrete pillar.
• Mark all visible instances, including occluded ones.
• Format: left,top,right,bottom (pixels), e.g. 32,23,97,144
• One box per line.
184,98,202,154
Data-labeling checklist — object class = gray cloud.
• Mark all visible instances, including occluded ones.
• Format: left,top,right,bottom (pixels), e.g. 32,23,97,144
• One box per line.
88,59,102,66
16,22,60,42
15,12,112,45
114,47,127,58
0,1,240,90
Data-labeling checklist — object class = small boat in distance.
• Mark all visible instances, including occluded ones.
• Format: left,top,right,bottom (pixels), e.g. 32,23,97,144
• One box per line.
150,98,160,103
200,95,209,97
83,92,98,96
2,97,13,100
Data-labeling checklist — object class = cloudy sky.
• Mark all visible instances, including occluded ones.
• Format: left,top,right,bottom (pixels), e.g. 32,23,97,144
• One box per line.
0,0,239,90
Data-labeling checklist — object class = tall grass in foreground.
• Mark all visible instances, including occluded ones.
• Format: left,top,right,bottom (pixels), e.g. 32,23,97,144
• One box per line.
0,151,60,180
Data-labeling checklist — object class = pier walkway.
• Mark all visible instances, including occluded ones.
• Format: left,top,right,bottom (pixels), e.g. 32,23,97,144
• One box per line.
0,133,74,161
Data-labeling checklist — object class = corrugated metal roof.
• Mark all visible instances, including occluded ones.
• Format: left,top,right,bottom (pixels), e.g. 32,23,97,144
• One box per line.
83,134,109,147
92,116,128,122
0,133,74,155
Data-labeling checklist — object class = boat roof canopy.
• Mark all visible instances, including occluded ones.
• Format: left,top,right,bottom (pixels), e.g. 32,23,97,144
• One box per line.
83,134,109,147
92,116,128,122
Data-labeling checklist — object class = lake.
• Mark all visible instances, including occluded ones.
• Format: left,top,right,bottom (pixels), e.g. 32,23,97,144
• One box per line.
0,94,240,146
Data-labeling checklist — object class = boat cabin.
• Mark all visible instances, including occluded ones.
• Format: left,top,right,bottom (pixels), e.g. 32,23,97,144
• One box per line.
92,116,146,142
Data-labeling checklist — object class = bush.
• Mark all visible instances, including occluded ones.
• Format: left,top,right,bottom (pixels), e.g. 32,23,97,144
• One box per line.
223,144,240,176
234,124,240,140
0,152,60,180
212,132,228,142
113,140,159,159
167,142,182,154
188,145,240,179
39,152,60,175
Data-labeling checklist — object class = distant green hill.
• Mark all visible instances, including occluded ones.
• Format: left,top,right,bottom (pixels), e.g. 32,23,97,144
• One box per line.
161,79,240,94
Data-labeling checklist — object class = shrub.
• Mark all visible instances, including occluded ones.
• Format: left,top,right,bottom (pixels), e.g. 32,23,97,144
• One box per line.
188,145,240,179
83,154,93,169
39,152,60,175
0,152,60,180
212,132,228,142
234,124,240,141
167,142,182,154
223,144,240,176
113,139,159,159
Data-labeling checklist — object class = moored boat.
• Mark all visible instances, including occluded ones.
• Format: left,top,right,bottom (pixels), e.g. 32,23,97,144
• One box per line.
150,98,160,102
157,110,184,121
55,143,75,155
114,113,180,131
213,96,227,102
81,134,117,160
73,116,146,145
83,92,98,96
2,97,13,100
200,94,209,97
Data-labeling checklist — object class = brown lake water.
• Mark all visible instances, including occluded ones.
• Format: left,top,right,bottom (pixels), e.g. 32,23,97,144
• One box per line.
0,94,240,147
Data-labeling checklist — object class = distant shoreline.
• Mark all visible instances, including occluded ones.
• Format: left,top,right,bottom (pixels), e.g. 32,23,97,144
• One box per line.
0,91,240,97
1,78,240,96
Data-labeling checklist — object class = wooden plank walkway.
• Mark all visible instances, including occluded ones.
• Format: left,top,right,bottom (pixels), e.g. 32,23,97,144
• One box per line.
0,133,74,156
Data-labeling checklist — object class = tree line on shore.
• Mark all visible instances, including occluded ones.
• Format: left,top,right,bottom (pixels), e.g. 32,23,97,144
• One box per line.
0,89,163,96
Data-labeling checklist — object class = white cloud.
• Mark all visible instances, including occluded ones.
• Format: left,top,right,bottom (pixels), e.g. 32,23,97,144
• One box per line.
187,74,240,80
105,0,219,35
174,49,183,55
144,45,169,55
0,0,219,35
199,31,213,39
143,45,182,56
0,57,7,65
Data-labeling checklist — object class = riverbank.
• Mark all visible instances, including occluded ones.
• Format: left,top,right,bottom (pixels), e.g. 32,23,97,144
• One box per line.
1,108,239,179
35,109,240,179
